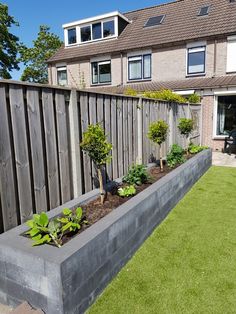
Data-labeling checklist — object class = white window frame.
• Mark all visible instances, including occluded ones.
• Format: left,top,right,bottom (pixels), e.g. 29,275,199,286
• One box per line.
91,60,111,85
226,36,236,73
213,90,236,139
127,51,152,82
57,66,67,86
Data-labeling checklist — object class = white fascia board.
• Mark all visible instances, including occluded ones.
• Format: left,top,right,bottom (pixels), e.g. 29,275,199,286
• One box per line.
175,90,195,95
63,11,130,29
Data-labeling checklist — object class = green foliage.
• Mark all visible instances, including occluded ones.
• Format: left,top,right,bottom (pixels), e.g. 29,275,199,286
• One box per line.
178,118,194,137
118,185,136,197
25,208,86,247
80,124,112,166
19,25,62,83
0,3,20,79
148,120,169,146
124,88,138,96
188,143,208,154
187,93,201,104
123,164,149,186
167,144,186,168
143,89,186,103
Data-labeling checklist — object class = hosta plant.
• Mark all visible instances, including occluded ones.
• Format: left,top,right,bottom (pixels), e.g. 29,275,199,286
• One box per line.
25,207,86,248
188,143,208,154
118,185,136,197
167,144,186,168
123,164,149,186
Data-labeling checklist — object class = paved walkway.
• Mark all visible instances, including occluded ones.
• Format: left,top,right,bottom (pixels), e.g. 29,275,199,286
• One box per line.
0,304,12,314
212,152,236,167
0,302,43,314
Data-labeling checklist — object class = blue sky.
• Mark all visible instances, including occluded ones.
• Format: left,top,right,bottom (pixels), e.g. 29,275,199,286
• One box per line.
4,0,172,80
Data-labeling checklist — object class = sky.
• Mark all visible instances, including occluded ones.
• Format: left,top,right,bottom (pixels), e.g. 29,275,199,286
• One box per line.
3,0,173,80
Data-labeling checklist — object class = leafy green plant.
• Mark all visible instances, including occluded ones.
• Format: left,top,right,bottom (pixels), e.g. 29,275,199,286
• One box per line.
143,89,187,103
80,124,112,204
178,118,194,154
187,93,201,104
167,144,186,168
123,164,149,186
25,208,86,248
188,143,208,154
148,120,169,172
118,185,136,197
124,87,138,96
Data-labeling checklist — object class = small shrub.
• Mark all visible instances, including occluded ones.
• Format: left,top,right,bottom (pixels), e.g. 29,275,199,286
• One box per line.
143,89,187,103
178,118,194,153
25,208,86,247
123,164,149,186
124,87,138,96
118,185,136,197
188,93,201,104
80,124,112,204
188,143,209,154
147,120,169,171
167,144,186,168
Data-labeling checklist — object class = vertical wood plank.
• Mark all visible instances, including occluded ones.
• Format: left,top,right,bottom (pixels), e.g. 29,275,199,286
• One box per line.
42,88,61,207
80,92,92,192
55,90,71,203
111,96,118,179
123,97,128,175
133,98,138,164
0,85,18,230
88,93,97,188
104,95,112,180
117,97,123,177
26,87,48,213
97,94,104,127
127,98,133,167
9,85,33,222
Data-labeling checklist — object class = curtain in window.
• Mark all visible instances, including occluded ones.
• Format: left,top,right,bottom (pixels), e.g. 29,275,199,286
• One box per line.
217,101,226,135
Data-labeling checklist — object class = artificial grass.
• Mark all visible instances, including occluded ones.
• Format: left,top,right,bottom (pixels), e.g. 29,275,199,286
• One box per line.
88,166,236,314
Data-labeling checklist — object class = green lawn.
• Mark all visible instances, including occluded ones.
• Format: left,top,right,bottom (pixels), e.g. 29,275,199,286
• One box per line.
88,166,236,314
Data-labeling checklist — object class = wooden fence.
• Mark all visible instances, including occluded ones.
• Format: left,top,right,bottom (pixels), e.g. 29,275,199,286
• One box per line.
0,80,201,233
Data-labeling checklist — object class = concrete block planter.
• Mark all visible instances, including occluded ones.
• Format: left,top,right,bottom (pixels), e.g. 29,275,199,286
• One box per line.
0,149,212,314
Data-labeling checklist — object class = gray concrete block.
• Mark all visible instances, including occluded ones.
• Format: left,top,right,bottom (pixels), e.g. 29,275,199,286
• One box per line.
0,149,212,314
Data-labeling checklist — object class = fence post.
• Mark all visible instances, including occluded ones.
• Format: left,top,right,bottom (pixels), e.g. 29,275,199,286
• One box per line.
68,89,83,197
136,97,143,165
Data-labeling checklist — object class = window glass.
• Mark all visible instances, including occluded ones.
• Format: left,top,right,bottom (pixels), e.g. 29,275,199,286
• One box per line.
92,63,98,84
217,96,236,136
129,56,142,80
57,67,67,86
99,62,111,83
103,20,115,38
68,28,76,45
81,26,91,42
143,54,151,78
92,23,102,40
188,47,205,74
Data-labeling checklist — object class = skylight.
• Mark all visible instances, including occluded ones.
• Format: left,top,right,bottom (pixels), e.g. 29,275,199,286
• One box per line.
198,6,210,16
144,15,165,28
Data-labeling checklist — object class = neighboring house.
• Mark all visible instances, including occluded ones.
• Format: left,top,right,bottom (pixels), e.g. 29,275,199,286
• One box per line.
47,0,236,151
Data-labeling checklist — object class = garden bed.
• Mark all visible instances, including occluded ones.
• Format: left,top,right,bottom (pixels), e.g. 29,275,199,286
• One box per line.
0,149,212,314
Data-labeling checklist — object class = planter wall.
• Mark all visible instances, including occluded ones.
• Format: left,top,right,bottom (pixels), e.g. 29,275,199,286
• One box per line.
0,149,212,314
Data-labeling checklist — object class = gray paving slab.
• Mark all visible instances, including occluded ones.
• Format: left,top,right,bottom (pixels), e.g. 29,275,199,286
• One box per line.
212,152,236,167
0,303,12,313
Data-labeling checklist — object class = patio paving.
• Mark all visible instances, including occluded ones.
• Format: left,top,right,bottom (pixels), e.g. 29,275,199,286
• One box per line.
0,304,12,313
212,152,236,167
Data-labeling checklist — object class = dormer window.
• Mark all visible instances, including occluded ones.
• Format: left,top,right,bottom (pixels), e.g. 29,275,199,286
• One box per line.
68,28,77,44
64,11,130,46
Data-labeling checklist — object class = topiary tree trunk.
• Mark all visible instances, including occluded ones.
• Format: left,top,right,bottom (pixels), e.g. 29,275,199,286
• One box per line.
97,166,105,204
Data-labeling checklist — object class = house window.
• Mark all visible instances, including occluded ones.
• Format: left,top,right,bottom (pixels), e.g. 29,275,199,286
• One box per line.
91,61,111,84
227,37,236,73
216,96,236,136
92,22,102,40
68,28,77,45
57,67,67,86
103,20,115,37
81,26,91,42
187,46,205,75
128,54,151,81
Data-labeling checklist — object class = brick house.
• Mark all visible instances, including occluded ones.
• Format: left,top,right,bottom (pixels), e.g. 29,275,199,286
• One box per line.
47,0,236,151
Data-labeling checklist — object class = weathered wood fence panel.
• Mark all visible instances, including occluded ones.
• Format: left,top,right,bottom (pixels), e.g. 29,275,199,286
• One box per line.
0,80,201,233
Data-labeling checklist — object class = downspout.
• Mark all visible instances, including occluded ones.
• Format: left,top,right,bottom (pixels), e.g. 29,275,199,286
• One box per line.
120,53,124,86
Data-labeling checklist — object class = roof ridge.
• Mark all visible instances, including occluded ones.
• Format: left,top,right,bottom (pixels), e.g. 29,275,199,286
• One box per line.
123,0,184,15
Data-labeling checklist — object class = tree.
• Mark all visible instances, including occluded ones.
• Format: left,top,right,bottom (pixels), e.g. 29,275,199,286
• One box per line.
80,124,112,204
0,3,20,79
19,25,62,83
178,118,194,154
148,120,169,172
